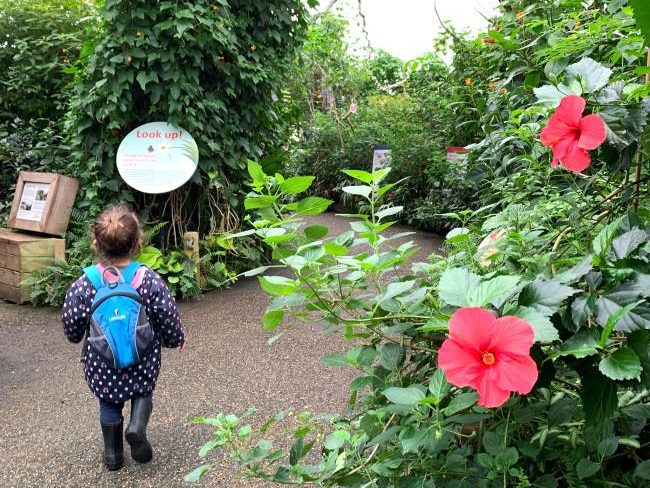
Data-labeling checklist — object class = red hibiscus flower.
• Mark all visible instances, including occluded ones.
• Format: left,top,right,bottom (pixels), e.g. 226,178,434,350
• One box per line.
438,307,538,408
540,95,606,173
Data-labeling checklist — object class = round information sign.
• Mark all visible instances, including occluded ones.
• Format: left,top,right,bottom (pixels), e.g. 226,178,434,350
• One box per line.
116,122,199,194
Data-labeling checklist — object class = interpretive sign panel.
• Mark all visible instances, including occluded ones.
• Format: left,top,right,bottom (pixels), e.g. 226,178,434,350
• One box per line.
8,172,79,236
372,145,391,172
16,182,50,222
116,122,199,194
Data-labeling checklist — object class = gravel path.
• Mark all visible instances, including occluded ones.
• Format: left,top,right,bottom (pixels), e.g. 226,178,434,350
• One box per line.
0,213,441,488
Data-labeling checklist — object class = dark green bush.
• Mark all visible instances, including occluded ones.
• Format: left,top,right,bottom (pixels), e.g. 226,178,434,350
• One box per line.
0,0,98,123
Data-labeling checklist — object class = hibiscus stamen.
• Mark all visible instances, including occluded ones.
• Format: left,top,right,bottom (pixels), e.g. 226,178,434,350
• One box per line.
481,351,496,366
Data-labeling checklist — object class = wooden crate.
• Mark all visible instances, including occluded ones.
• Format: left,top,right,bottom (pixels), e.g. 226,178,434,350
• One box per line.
8,172,79,236
0,229,65,304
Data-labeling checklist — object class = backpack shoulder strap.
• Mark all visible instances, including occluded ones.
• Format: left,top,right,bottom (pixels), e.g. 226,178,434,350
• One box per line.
121,261,143,286
83,265,104,291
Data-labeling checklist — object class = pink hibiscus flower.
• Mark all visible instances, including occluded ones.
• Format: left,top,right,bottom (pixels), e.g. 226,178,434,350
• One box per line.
540,95,606,173
438,307,538,408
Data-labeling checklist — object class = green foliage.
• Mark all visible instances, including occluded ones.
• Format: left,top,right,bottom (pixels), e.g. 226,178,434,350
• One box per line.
66,0,316,231
24,233,93,306
0,0,98,122
188,1,650,485
630,0,650,45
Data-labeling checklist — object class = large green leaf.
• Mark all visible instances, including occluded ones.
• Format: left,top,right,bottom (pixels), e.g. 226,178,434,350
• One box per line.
519,279,578,316
247,160,266,182
184,464,211,483
553,330,599,359
342,185,372,198
599,300,646,346
444,392,478,416
296,197,333,216
629,330,650,387
262,310,284,332
136,245,163,268
304,225,328,240
400,427,431,454
341,169,374,184
597,275,650,333
383,386,425,405
565,57,612,93
379,343,406,371
378,280,416,304
609,228,648,260
438,268,519,308
470,275,520,308
438,268,481,307
428,369,450,404
244,195,277,210
599,348,642,381
630,0,650,45
634,460,650,480
279,176,314,195
258,276,298,296
576,459,600,480
512,306,559,342
580,367,618,427
592,218,622,261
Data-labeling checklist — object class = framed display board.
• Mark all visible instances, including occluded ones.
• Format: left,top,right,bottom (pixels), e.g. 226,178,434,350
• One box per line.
8,172,79,236
372,145,391,172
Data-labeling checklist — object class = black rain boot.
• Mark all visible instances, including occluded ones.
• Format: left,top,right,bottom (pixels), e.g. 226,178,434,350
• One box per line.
125,396,153,463
101,421,124,470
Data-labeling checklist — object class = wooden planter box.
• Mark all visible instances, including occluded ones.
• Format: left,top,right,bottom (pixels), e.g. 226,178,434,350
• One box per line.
8,172,79,236
0,229,65,304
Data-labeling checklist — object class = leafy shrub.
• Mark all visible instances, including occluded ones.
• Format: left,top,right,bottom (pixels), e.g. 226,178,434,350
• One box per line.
66,0,316,234
0,0,98,123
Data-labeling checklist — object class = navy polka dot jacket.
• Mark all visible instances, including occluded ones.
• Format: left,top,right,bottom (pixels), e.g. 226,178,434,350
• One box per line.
61,268,185,403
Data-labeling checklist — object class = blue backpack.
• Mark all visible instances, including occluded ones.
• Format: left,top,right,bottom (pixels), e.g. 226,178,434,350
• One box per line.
83,262,155,369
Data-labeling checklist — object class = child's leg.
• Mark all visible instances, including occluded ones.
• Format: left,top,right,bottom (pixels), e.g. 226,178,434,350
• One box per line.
98,399,125,470
125,395,153,463
99,399,125,423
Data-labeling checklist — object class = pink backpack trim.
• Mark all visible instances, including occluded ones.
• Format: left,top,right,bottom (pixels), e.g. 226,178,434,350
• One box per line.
95,264,146,288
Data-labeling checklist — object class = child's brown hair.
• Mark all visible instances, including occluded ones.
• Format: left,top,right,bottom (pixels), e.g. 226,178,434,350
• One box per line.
91,204,143,262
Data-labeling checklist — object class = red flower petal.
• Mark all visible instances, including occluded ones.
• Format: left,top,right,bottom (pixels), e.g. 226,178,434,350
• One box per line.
578,114,606,150
561,144,591,172
553,95,585,127
493,355,538,395
438,338,484,388
550,133,579,167
541,118,575,147
490,316,535,357
448,307,496,352
474,368,511,407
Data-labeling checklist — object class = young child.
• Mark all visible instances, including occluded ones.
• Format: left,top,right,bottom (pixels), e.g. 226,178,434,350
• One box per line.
61,204,185,470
